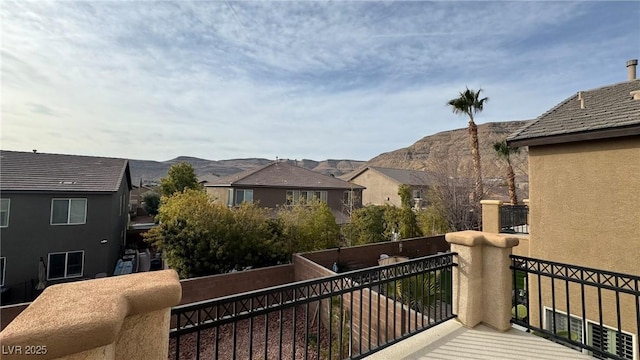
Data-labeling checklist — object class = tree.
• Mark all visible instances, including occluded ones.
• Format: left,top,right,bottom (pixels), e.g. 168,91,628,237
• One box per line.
144,190,286,278
160,162,201,196
493,139,520,205
277,201,340,254
397,185,422,239
426,155,479,231
142,191,161,216
344,205,388,245
447,87,489,202
416,207,449,236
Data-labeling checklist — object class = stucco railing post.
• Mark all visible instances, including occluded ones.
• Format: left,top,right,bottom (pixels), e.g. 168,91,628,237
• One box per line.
480,200,503,233
0,270,182,360
446,230,519,331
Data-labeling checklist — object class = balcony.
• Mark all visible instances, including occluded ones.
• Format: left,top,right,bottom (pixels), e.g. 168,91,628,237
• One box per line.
1,231,638,360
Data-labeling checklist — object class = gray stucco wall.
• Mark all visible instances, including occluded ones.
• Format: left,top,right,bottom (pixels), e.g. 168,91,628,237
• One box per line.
0,187,129,303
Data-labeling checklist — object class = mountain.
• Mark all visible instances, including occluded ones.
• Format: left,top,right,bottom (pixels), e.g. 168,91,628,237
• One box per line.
364,121,530,177
351,120,532,200
129,121,530,196
129,157,366,185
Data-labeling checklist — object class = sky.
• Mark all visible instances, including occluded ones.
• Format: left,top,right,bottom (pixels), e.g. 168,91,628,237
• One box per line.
1,1,639,162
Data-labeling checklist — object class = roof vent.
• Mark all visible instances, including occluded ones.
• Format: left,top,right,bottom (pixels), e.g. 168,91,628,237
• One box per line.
627,59,637,80
577,91,585,109
630,90,640,100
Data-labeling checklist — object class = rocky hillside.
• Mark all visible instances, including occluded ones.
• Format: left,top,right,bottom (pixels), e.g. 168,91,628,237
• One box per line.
358,120,532,197
129,157,365,185
366,121,529,175
129,121,531,195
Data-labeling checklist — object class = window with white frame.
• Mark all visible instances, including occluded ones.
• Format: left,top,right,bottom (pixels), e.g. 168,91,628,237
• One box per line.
227,189,234,207
588,322,634,360
544,308,636,360
234,189,253,205
47,251,84,280
544,309,583,349
0,257,5,286
51,199,87,225
0,199,9,227
286,190,327,205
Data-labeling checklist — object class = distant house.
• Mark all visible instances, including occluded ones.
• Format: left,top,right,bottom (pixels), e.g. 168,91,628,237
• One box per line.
197,174,220,186
129,182,156,214
507,60,640,358
204,161,364,223
345,166,435,209
0,150,131,304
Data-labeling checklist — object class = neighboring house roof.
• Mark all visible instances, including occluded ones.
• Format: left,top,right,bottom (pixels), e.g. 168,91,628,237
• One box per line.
198,174,220,184
347,166,435,186
205,161,364,189
508,79,640,147
0,150,131,192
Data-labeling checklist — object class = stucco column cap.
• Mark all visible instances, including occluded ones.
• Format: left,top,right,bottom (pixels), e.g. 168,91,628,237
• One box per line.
446,230,519,248
480,200,503,205
0,270,182,360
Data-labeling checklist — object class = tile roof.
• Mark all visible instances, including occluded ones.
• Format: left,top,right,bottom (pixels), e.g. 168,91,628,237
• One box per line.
508,79,640,145
348,166,436,186
0,150,131,192
205,161,363,189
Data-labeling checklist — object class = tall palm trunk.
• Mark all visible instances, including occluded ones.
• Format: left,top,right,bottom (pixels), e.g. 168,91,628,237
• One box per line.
507,160,518,205
468,120,483,201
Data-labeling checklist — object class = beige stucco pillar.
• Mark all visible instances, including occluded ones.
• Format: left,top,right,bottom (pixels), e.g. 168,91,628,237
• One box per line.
446,230,519,331
480,200,503,233
0,270,182,360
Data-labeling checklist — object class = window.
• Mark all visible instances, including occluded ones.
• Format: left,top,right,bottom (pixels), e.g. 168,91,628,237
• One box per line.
0,257,5,286
589,323,634,360
234,189,253,205
227,189,234,207
412,189,422,199
286,190,327,205
544,309,636,360
544,309,583,350
47,251,84,280
0,199,9,227
343,191,353,205
51,199,87,225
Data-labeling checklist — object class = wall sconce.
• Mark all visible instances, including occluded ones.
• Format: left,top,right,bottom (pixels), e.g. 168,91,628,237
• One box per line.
100,239,108,244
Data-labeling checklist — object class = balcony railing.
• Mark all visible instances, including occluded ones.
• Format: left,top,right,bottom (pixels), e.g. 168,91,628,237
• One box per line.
500,205,529,234
170,252,456,360
511,255,639,360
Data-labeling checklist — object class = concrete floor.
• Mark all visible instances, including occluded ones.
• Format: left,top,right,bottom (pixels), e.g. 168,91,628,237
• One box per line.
365,320,593,360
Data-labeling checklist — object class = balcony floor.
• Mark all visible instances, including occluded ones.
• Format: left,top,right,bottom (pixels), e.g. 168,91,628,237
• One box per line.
365,320,593,360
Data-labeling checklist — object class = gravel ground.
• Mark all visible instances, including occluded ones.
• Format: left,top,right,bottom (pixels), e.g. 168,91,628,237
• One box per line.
169,307,332,360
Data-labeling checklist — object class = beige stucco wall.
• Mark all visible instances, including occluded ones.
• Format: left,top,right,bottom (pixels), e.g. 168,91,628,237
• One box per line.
527,136,640,344
0,270,181,360
350,170,401,207
206,187,230,203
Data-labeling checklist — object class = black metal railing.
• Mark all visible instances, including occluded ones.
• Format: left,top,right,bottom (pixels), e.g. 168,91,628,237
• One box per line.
511,255,639,360
170,252,456,360
500,205,528,234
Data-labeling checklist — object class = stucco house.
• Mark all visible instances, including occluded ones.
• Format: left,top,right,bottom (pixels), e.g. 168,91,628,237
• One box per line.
204,161,363,223
345,166,435,209
507,59,640,359
0,150,131,304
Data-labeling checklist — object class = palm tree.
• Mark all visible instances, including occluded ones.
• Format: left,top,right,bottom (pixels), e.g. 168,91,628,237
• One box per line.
447,87,489,202
493,139,520,205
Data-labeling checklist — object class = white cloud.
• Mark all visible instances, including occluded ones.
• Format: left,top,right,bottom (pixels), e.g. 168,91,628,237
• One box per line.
1,1,638,161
